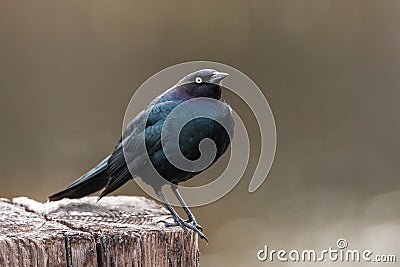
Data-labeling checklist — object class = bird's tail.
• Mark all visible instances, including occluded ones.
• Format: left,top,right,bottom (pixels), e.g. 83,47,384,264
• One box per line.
48,155,111,201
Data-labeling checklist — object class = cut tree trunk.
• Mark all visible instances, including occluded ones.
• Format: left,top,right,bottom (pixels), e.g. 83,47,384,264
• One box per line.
0,196,199,267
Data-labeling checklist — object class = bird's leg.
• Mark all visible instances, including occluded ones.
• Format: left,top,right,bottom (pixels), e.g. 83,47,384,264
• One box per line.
171,185,203,231
155,190,186,232
156,189,207,241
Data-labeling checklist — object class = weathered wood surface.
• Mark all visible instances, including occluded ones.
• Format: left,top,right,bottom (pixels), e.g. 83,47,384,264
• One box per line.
0,196,199,267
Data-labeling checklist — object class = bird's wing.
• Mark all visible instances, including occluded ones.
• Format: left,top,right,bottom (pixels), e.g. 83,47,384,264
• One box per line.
99,100,181,198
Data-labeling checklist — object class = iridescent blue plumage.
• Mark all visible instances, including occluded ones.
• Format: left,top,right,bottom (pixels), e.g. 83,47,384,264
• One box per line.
49,69,232,240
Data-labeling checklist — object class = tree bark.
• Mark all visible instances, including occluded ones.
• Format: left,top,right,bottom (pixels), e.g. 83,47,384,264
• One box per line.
0,196,199,267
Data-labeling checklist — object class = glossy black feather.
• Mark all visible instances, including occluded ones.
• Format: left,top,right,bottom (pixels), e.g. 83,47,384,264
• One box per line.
49,69,233,201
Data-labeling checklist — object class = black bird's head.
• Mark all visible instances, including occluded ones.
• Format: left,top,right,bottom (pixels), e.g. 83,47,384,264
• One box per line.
176,69,229,99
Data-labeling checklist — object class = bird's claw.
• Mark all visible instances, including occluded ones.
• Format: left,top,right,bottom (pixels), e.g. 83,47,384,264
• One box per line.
157,218,207,242
185,219,203,231
157,219,189,235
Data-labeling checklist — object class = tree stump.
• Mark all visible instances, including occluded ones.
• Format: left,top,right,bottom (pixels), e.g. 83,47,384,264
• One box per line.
0,196,199,267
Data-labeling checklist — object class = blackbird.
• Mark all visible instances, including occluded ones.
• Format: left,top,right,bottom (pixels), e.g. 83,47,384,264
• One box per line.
49,69,234,240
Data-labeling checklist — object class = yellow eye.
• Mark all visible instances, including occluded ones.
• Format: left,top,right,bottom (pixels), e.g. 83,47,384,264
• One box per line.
195,77,202,84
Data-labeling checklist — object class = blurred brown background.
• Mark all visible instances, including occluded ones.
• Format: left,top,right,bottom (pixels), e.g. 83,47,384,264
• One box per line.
1,1,399,266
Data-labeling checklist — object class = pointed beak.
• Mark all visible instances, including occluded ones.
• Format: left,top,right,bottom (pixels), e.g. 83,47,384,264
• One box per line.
210,71,229,84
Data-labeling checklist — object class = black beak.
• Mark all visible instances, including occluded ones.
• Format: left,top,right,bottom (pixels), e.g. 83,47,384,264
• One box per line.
209,71,229,84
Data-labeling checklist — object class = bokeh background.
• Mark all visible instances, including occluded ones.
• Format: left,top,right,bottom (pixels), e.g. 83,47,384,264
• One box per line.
1,1,399,266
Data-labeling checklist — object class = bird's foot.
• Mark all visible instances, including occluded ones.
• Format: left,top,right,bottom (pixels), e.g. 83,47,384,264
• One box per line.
161,216,202,231
185,219,203,232
158,217,207,242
